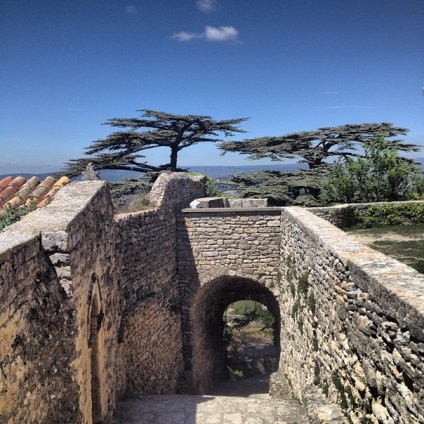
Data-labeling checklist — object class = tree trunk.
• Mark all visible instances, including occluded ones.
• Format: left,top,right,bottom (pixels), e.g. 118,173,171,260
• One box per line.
170,146,178,172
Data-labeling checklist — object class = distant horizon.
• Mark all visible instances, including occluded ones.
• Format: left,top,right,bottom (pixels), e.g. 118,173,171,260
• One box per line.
1,157,423,180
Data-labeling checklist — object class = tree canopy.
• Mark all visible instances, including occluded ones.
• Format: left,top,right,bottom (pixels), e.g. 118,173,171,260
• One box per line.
323,135,424,203
219,123,420,206
219,123,416,168
67,109,247,177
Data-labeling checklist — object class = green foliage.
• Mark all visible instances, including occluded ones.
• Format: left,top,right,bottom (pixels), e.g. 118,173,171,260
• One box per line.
232,369,244,379
228,301,275,329
108,174,157,198
226,169,324,206
308,292,316,314
204,175,222,197
312,335,319,351
117,193,155,213
219,123,417,206
0,202,36,231
332,374,349,410
230,300,258,314
355,203,424,227
223,321,233,344
220,123,412,167
255,307,275,329
67,109,247,177
297,273,309,297
324,134,424,204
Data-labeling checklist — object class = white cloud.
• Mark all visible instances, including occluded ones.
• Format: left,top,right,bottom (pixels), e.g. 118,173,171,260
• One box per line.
172,26,239,42
171,31,203,41
125,5,137,14
205,26,238,41
197,0,217,13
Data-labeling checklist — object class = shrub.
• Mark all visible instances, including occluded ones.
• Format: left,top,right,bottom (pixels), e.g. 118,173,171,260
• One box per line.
0,202,36,231
355,202,424,227
324,134,424,204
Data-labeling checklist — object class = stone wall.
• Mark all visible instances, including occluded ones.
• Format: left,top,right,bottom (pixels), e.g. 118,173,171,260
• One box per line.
0,173,205,423
177,207,282,288
0,181,120,424
1,173,424,423
0,232,80,424
278,207,424,423
176,207,282,392
115,173,205,396
177,204,424,422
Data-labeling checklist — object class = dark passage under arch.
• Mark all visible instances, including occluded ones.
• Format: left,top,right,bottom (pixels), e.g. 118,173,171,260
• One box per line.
190,276,281,394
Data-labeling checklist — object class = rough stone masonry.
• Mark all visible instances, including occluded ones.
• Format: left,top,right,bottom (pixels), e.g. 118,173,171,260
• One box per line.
0,172,423,424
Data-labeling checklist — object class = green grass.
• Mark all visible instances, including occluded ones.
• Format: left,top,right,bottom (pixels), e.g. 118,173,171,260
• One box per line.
116,194,155,213
229,300,262,315
370,239,424,273
350,223,424,238
347,223,424,274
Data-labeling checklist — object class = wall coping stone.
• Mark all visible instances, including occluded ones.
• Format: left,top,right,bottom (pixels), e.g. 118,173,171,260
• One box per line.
181,207,282,214
0,181,107,253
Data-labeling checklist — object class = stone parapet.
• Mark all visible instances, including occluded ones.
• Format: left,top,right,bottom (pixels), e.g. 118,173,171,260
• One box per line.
278,206,424,423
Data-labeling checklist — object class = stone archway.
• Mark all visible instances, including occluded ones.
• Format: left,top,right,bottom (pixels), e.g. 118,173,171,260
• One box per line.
189,276,280,394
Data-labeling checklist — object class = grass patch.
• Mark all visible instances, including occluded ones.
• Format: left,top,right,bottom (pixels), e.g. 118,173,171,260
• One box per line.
346,223,424,274
116,194,155,213
350,223,424,238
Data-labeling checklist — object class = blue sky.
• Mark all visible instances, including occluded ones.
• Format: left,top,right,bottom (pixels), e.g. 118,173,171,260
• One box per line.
1,0,423,173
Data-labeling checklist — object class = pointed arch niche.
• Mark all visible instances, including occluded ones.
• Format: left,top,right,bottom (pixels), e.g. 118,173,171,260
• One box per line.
87,274,105,424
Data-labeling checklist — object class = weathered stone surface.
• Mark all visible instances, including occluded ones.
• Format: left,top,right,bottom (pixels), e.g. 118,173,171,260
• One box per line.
277,206,424,424
1,174,424,424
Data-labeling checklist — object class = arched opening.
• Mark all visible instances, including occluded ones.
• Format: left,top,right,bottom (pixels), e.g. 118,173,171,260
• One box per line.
224,300,278,381
190,276,280,394
88,279,104,424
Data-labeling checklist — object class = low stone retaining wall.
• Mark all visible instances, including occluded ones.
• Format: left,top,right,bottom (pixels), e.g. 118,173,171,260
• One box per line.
310,200,424,228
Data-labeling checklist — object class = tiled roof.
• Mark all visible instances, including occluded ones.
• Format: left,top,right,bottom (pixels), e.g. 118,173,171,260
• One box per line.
0,175,70,214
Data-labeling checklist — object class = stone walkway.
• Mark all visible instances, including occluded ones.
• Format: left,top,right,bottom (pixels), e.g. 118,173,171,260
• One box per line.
114,376,310,424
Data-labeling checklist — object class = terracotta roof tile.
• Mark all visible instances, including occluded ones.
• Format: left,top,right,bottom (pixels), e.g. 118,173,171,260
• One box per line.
0,175,70,216
36,176,70,208
0,176,13,189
